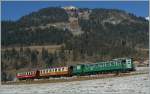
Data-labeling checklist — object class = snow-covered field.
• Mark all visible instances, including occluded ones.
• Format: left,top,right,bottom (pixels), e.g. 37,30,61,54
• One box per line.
0,73,149,94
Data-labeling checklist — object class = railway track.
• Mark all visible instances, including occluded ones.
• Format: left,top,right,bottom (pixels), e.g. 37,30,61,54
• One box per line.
2,67,148,85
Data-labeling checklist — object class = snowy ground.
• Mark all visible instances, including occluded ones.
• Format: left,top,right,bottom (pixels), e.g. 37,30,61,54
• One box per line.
0,73,149,94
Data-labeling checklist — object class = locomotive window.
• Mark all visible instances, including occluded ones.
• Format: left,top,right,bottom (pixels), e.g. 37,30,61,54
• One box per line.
122,60,126,63
58,69,61,71
103,64,105,67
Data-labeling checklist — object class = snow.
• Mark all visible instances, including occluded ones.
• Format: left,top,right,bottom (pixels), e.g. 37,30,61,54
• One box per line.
0,74,149,94
145,16,149,20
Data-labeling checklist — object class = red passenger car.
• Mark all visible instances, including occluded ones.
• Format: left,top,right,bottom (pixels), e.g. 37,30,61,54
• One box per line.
16,70,39,80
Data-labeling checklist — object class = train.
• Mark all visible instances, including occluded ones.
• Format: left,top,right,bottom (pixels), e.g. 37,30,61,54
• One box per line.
16,58,135,80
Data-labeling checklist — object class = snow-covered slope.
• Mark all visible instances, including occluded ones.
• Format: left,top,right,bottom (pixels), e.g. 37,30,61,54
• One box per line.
0,74,149,94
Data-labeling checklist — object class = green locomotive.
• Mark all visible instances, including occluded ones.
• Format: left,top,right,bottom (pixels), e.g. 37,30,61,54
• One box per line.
72,58,135,75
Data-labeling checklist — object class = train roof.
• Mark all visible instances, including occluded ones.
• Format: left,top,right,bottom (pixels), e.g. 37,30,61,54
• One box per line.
74,57,132,66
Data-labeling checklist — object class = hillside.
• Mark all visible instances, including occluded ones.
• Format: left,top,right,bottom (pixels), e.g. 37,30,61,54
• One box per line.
1,6,149,81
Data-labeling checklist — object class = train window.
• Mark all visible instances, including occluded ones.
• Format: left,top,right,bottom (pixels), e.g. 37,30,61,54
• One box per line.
103,64,105,67
62,68,64,71
55,69,57,72
58,68,61,71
